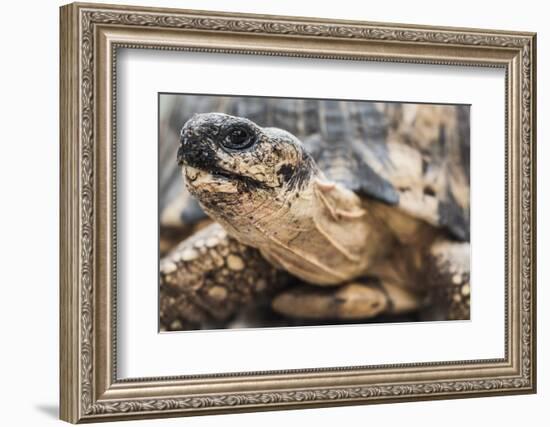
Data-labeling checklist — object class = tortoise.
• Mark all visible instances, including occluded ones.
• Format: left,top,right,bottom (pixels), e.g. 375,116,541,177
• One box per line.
159,97,470,331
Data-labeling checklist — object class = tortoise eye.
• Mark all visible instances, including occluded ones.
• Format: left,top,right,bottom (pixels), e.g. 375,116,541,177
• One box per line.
222,126,255,150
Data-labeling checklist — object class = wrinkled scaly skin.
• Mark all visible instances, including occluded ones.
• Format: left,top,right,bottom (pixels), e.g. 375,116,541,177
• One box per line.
160,100,471,329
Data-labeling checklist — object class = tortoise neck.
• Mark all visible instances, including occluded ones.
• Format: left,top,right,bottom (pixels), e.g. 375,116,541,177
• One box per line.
249,177,392,285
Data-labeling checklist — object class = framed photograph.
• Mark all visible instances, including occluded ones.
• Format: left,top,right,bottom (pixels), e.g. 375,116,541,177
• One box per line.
60,2,537,423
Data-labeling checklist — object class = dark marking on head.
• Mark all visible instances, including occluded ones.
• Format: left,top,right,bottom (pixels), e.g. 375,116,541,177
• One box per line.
276,155,313,190
277,164,295,182
289,154,314,189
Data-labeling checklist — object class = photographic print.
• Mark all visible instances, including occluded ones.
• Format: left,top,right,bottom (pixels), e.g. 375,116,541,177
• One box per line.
60,4,536,421
159,94,471,331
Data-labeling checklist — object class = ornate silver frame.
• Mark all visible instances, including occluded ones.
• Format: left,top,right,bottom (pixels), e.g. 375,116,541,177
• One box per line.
60,2,537,423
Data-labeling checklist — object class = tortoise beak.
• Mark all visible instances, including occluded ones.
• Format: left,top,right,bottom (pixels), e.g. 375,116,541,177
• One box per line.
177,134,215,170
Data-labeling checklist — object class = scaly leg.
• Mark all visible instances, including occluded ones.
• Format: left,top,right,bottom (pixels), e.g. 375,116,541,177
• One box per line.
271,277,420,321
270,238,470,322
160,223,289,330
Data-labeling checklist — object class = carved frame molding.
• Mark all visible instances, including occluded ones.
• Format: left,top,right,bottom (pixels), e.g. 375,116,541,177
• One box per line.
60,2,536,423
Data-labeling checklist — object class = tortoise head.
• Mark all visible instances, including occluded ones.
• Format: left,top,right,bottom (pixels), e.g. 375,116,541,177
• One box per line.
177,113,315,239
177,112,377,284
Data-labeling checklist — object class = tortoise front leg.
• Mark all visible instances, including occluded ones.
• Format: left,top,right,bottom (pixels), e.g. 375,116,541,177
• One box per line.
271,278,421,321
160,223,289,330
